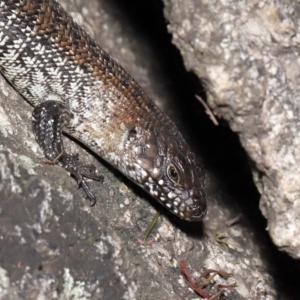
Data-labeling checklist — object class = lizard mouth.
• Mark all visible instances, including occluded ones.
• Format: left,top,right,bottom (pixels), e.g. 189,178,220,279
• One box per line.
157,192,206,221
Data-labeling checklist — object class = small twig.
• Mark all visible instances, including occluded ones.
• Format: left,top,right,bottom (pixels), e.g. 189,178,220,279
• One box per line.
209,290,224,300
217,282,237,289
195,94,219,126
181,264,237,299
143,211,160,244
198,272,218,288
214,231,231,248
180,260,211,299
214,214,243,247
225,214,242,227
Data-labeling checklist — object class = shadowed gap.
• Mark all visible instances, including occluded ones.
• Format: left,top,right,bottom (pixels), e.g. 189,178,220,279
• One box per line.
97,0,300,298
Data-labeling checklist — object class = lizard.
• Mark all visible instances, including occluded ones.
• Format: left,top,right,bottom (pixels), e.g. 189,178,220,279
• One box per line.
0,0,207,221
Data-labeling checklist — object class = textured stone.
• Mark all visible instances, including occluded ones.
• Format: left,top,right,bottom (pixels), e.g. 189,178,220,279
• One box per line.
164,0,300,260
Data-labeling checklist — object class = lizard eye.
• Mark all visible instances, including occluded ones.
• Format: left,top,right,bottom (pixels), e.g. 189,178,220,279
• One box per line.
167,164,179,183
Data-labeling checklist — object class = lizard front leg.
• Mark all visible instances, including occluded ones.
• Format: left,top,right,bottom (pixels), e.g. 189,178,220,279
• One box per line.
32,100,103,206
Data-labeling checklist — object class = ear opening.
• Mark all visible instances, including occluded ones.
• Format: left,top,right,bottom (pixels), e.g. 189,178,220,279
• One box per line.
127,126,137,141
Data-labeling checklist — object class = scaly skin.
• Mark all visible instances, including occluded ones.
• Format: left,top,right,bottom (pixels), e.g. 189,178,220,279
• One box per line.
0,0,206,221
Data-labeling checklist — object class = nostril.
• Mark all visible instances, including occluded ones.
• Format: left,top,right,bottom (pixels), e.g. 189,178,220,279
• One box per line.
191,187,200,198
190,188,205,201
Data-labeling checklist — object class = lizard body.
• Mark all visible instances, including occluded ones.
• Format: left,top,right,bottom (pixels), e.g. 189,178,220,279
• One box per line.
0,0,206,221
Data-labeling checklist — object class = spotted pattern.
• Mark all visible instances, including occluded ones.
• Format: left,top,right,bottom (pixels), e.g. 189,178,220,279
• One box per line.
0,0,207,221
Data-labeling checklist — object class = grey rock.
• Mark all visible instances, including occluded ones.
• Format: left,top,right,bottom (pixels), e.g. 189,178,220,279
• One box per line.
163,0,300,260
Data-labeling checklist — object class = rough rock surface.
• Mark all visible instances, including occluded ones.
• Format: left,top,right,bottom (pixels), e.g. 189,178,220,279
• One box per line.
0,0,297,299
163,0,300,259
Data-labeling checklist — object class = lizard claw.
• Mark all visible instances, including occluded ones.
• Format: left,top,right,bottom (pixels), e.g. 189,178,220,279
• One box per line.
79,177,97,207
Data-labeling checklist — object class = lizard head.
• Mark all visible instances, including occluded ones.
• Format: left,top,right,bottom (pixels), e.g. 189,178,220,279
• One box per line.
124,125,207,221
